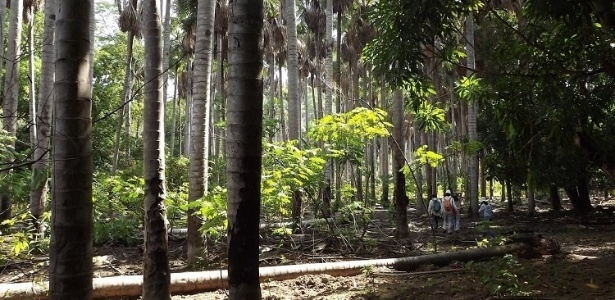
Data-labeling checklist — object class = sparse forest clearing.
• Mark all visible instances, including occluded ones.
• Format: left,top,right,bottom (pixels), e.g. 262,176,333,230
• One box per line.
2,0,615,298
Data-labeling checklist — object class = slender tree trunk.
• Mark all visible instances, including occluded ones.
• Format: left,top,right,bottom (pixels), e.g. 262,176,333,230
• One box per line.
392,89,408,237
506,180,514,212
187,0,216,265
380,81,389,207
141,0,171,297
50,0,94,297
162,0,172,109
30,0,56,235
0,0,24,223
550,185,563,212
286,0,302,225
29,17,37,151
184,63,193,156
465,13,479,218
527,181,535,217
0,0,5,81
278,63,288,141
170,70,179,157
226,0,264,297
112,27,136,174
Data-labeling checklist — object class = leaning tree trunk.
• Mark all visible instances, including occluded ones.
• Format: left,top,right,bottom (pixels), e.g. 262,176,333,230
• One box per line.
50,0,94,297
226,0,264,297
141,0,171,297
187,0,216,265
0,0,24,223
392,89,408,238
465,13,479,218
30,0,56,235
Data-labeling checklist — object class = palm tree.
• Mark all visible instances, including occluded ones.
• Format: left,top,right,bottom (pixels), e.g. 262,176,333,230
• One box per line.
226,0,264,297
286,0,302,225
141,0,171,296
112,0,140,174
49,0,94,297
0,0,24,223
466,13,479,218
187,0,216,265
30,0,56,235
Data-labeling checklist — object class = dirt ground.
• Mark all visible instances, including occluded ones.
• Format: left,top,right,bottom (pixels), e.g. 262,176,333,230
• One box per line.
2,201,615,299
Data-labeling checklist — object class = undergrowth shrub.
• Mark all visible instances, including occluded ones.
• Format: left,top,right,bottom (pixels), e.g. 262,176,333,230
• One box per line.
92,173,143,246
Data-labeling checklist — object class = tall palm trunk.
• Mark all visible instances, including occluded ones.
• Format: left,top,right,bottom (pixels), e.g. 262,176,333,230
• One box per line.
184,62,193,156
465,13,479,217
187,0,216,265
226,0,264,297
163,0,172,109
286,0,302,225
320,0,334,217
392,89,408,237
0,0,24,222
50,0,93,297
170,70,179,156
30,0,56,235
141,0,171,297
112,27,136,174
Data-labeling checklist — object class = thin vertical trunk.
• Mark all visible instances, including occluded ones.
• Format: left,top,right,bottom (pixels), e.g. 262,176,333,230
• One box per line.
392,89,408,237
278,63,288,141
112,29,136,174
30,0,56,235
286,0,301,225
506,180,514,212
187,0,216,265
50,0,94,296
465,13,479,218
170,70,179,157
29,18,37,150
162,0,172,109
141,0,171,296
0,0,24,223
335,11,342,114
550,185,563,212
226,0,264,296
380,81,389,207
527,182,535,217
0,0,5,80
184,63,193,156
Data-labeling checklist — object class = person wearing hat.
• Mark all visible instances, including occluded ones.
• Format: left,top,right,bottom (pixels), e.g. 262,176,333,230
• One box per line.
478,197,493,221
441,190,459,234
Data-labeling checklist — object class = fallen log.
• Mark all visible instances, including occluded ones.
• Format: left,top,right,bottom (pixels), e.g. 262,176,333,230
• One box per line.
0,242,527,300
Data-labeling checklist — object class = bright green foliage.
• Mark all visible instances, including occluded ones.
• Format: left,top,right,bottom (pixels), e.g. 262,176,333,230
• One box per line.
364,0,481,88
308,107,392,165
0,211,51,259
182,186,228,238
262,141,326,218
414,145,444,168
466,254,531,297
412,101,448,132
456,75,488,104
92,174,144,246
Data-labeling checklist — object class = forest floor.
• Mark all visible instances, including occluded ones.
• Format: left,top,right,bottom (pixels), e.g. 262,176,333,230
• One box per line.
2,200,615,299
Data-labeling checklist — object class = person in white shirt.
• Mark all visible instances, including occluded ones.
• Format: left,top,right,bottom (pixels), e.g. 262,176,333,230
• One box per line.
441,190,459,234
478,198,493,221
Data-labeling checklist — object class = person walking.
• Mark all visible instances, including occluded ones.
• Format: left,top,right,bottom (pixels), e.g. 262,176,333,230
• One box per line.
427,194,442,232
441,190,459,234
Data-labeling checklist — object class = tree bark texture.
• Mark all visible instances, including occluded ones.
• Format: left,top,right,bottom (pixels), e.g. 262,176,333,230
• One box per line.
392,89,408,237
50,0,94,297
226,0,264,297
187,0,216,265
141,0,171,298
